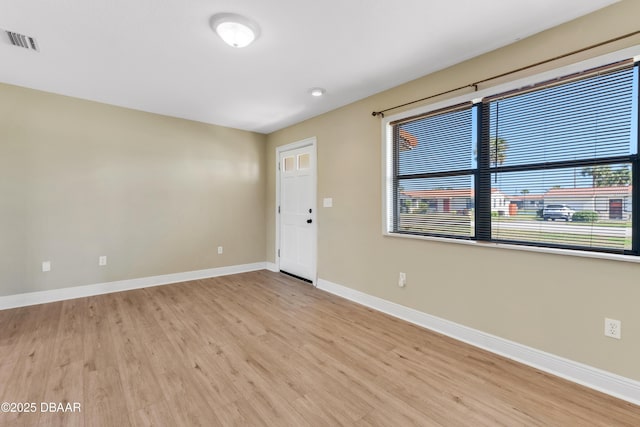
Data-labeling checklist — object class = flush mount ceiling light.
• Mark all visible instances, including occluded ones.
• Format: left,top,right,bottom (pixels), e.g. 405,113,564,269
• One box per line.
210,13,260,48
310,87,326,97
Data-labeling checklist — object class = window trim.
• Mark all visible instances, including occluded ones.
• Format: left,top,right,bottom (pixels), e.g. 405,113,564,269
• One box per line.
384,228,640,264
382,44,640,259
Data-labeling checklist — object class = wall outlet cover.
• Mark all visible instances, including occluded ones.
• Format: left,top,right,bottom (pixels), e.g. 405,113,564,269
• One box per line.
604,318,621,339
398,272,406,287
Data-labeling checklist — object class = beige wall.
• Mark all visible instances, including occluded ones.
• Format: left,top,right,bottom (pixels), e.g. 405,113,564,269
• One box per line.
0,83,266,296
266,1,640,381
2,0,639,384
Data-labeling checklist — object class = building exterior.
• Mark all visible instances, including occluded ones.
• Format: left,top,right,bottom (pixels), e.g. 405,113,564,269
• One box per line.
543,186,631,220
509,193,545,210
402,186,632,220
402,188,510,216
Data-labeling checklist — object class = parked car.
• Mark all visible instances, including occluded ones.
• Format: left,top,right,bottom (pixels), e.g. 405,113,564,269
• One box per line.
543,204,575,221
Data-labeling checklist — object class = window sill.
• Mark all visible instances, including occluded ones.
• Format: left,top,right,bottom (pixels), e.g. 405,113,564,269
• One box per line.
383,231,640,264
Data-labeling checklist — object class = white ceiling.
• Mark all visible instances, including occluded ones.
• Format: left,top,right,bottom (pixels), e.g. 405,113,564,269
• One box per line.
0,0,618,134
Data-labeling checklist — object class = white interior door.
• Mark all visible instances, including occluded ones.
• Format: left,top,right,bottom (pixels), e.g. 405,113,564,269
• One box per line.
278,144,316,282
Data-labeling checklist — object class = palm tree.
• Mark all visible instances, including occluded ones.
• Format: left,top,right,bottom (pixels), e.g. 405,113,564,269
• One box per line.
520,189,530,209
610,166,631,186
581,166,630,187
581,166,611,187
474,137,508,168
489,137,508,167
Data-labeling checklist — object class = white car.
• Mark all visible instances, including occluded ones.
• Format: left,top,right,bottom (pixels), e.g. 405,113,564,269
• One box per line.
543,204,575,221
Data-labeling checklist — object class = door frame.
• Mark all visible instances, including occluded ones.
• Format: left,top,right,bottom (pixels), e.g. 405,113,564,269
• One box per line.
275,137,318,284
609,198,623,220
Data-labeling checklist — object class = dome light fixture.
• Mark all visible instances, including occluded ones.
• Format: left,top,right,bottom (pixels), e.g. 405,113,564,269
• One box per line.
310,87,326,97
210,13,260,48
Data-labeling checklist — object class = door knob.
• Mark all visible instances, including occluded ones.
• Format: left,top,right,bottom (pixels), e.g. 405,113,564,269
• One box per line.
307,219,313,224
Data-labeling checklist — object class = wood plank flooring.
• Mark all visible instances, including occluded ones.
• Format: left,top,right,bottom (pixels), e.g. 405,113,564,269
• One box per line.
0,270,639,426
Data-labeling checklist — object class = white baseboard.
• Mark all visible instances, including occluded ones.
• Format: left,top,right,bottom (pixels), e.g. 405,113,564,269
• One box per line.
0,262,267,310
265,262,279,272
317,278,640,406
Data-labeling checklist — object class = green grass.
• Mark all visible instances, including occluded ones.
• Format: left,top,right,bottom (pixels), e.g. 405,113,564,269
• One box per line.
494,215,631,228
399,213,472,236
398,212,631,249
585,220,631,228
492,228,630,249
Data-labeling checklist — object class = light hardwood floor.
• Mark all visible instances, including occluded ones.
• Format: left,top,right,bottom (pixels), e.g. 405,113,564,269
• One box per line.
0,270,638,426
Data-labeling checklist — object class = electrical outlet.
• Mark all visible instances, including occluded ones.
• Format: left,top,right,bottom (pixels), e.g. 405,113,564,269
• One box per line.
98,255,107,266
42,261,51,272
398,272,406,288
217,246,223,255
604,318,621,339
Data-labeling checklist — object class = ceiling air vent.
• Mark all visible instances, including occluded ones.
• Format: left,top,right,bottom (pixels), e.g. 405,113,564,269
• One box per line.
6,31,39,51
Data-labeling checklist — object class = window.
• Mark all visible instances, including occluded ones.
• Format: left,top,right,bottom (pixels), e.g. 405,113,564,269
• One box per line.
283,156,295,172
393,104,475,238
387,59,639,256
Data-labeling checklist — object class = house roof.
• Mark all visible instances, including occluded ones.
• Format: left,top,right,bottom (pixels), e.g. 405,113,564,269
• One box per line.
509,194,545,200
399,129,418,151
402,186,632,200
403,188,505,198
545,186,631,197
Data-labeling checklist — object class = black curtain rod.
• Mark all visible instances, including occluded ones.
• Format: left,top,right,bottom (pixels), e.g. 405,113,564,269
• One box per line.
372,30,640,118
